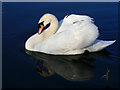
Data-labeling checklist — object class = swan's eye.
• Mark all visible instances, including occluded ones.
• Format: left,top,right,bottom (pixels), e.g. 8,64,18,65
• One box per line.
40,23,50,33
38,24,41,28
38,21,44,28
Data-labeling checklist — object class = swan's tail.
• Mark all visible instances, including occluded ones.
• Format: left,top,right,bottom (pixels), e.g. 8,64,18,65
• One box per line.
86,39,116,52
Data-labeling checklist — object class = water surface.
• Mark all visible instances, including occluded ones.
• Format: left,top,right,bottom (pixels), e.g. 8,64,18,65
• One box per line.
2,2,120,88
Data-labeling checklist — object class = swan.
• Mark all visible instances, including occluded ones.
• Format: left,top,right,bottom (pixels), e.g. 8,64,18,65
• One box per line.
25,13,116,55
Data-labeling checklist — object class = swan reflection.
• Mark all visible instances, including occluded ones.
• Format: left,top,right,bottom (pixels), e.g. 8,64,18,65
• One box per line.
25,50,110,81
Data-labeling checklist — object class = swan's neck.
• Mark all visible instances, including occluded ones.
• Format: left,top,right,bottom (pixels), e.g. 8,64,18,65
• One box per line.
25,15,59,51
42,16,59,41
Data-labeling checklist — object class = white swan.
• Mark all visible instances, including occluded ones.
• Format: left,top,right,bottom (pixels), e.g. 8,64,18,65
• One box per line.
25,13,116,55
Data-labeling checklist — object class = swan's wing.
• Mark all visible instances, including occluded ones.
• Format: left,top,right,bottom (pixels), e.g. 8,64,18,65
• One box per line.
56,14,94,33
35,14,99,55
86,39,116,52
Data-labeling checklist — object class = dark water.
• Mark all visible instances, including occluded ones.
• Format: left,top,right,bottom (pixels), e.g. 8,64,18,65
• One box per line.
2,2,120,88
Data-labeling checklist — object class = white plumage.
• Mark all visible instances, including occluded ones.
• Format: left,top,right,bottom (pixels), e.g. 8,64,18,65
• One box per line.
25,13,116,55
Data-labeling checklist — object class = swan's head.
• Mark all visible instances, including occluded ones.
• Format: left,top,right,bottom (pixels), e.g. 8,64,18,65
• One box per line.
38,13,57,34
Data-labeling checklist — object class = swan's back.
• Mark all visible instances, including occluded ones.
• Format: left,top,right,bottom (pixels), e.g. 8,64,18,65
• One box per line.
63,14,93,23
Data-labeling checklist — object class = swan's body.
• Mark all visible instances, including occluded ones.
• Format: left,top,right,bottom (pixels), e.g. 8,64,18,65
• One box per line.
25,13,116,55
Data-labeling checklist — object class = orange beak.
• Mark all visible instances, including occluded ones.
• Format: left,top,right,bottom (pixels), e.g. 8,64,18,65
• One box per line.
38,25,44,34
